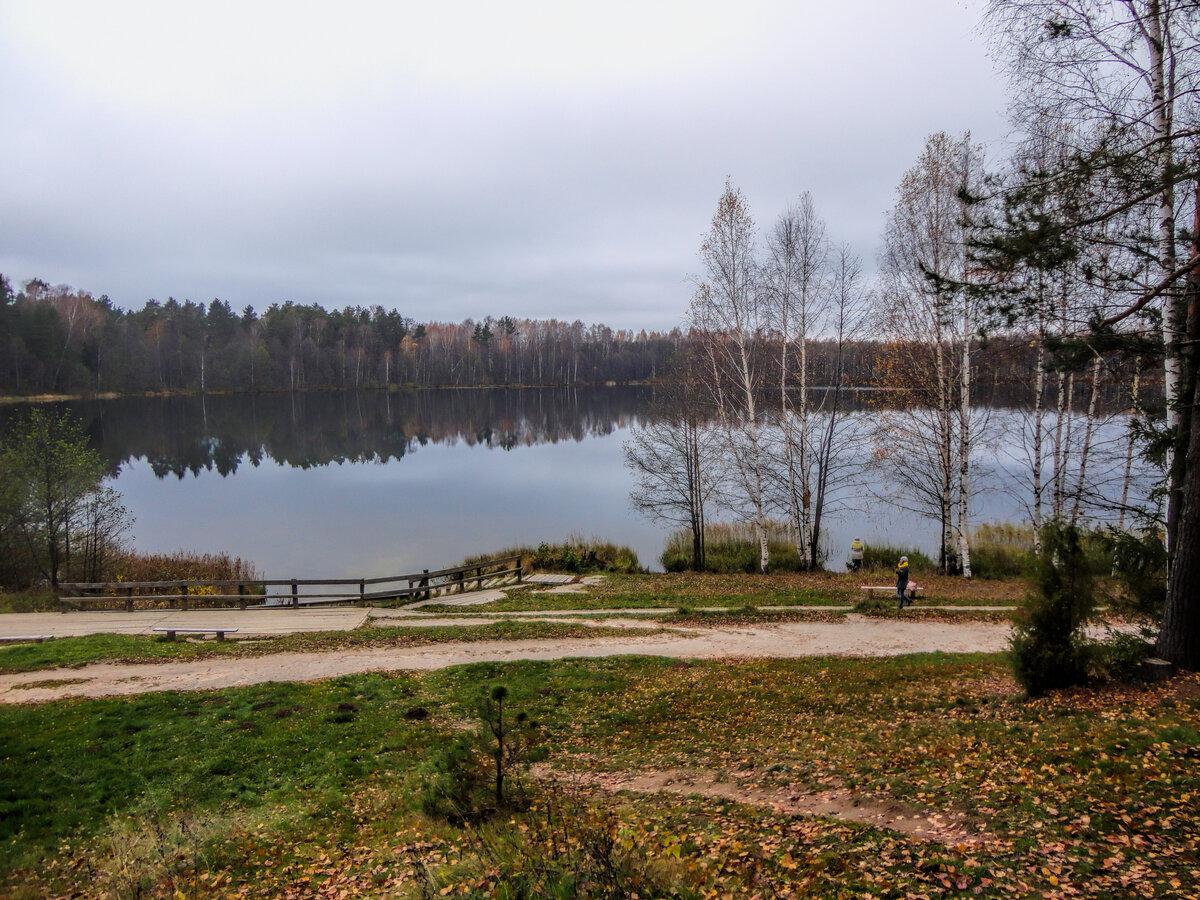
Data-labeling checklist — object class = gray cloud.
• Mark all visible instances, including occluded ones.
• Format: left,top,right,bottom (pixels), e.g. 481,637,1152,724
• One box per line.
0,1,1008,330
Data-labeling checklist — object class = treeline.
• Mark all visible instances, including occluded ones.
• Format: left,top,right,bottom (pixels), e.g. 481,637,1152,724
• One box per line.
0,275,1148,399
0,278,681,394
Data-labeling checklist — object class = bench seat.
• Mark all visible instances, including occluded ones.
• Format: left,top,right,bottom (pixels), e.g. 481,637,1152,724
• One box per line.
152,626,239,642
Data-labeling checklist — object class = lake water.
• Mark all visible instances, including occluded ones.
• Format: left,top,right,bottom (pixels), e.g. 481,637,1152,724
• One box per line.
1,387,1151,578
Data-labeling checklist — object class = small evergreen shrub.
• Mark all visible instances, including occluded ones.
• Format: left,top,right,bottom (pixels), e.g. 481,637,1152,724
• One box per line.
1010,522,1096,697
418,684,544,823
1089,630,1154,683
418,733,490,823
1105,528,1167,622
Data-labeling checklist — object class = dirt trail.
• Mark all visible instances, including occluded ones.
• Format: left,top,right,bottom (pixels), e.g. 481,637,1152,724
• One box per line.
0,616,1012,704
544,766,992,845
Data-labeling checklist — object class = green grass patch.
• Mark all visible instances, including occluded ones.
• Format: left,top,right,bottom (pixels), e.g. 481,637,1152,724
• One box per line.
7,655,1200,897
0,620,660,674
662,521,809,573
6,647,1195,897
433,571,1027,613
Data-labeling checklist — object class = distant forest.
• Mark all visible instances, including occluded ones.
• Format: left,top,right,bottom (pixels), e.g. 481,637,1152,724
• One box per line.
0,275,1145,398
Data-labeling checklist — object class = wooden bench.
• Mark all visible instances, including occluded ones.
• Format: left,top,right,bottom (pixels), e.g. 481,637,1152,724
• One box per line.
0,635,54,644
152,627,239,642
860,585,923,605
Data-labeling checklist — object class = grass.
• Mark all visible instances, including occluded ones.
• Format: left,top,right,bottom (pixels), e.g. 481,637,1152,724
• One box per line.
105,549,262,584
4,654,1200,897
0,588,58,613
415,570,1028,614
661,521,810,573
463,535,643,575
971,522,1038,579
0,620,661,675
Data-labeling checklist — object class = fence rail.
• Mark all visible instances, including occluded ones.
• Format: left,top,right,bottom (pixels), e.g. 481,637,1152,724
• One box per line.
56,555,522,611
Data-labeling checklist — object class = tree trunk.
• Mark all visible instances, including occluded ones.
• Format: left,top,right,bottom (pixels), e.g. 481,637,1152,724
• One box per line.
1157,246,1199,666
957,319,972,578
1032,333,1046,553
1118,360,1141,530
1052,368,1067,519
1070,354,1102,524
1156,180,1199,666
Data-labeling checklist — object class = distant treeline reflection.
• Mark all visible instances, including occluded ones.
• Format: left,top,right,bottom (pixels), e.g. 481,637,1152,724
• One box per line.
0,387,650,479
0,381,1135,480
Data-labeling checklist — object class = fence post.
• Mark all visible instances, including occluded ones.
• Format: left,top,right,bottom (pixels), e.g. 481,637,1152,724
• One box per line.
126,587,134,612
179,584,188,611
291,580,299,608
421,569,430,601
238,583,246,610
359,579,366,605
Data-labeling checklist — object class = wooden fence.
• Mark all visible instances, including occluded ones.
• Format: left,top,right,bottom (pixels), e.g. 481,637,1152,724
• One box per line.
56,555,522,611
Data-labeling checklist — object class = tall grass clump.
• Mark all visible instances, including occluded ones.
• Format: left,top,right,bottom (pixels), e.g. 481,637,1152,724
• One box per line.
970,522,1037,579
1010,522,1096,697
108,550,261,583
857,542,933,573
467,536,642,575
661,521,808,573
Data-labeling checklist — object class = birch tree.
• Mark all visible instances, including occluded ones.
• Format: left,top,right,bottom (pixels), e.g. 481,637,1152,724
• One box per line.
689,182,772,573
806,243,870,568
985,0,1200,551
763,194,827,567
978,0,1200,664
624,354,719,570
877,132,985,575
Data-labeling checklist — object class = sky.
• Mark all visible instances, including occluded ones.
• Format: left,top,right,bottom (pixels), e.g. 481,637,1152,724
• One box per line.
0,1,1010,332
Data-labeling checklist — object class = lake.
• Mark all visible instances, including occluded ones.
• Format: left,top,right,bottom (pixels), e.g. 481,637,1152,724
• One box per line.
0,387,1151,578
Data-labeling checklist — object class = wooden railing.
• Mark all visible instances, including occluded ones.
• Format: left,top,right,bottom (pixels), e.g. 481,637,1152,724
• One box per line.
56,555,522,611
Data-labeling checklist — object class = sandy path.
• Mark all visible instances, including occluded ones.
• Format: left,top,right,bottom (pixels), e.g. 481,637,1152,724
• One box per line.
0,616,1012,704
546,767,990,845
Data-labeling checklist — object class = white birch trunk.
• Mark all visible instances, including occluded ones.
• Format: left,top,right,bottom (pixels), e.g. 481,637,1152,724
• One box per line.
957,317,972,578
1032,335,1046,553
1070,354,1102,524
936,336,954,572
798,289,811,566
1118,361,1142,531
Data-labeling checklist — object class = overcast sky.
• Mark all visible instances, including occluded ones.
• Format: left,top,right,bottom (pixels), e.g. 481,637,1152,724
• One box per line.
0,1,1010,331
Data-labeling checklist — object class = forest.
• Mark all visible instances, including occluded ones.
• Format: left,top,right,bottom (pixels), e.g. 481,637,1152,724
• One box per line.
0,273,1148,398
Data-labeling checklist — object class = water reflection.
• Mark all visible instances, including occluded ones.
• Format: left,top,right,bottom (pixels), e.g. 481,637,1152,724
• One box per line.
6,386,652,478
0,387,1152,579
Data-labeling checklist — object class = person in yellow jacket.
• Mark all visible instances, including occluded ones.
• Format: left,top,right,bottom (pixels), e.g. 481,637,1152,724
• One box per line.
895,556,910,608
849,538,864,572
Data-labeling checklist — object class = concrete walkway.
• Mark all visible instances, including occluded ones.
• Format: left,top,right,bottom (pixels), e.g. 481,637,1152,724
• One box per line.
0,616,1018,704
0,603,1019,641
0,608,371,639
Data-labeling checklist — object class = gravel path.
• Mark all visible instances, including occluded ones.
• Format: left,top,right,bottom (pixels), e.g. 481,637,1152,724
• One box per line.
0,615,1013,704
